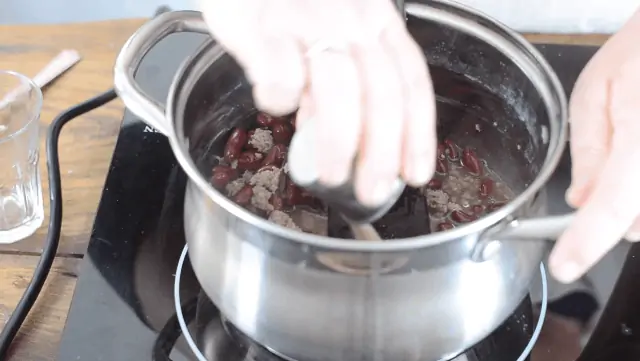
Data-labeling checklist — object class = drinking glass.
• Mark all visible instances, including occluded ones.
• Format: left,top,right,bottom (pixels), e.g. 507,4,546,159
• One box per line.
0,71,44,243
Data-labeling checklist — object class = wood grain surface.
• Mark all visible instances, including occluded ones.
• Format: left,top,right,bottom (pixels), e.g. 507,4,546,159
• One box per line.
0,18,609,360
0,19,149,256
0,19,146,361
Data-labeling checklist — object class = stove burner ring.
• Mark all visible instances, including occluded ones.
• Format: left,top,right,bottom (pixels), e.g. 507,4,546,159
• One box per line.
174,245,548,361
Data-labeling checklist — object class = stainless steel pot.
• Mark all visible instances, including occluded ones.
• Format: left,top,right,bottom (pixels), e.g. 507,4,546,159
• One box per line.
114,2,574,360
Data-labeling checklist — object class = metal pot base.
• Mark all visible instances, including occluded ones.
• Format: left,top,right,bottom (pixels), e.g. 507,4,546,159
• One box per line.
174,245,549,361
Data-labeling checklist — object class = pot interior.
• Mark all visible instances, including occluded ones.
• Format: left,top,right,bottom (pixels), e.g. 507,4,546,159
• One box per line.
176,7,556,239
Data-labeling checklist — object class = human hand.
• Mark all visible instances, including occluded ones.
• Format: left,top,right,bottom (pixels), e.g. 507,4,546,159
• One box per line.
549,9,640,283
199,0,437,207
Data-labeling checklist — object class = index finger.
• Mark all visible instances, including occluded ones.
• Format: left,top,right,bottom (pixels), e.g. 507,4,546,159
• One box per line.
566,10,640,206
550,129,640,283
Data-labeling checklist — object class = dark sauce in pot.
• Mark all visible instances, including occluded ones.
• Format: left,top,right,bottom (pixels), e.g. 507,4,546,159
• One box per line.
328,142,514,240
208,110,514,240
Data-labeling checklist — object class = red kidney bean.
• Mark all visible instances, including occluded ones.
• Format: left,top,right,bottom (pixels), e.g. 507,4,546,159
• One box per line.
479,178,494,198
237,151,264,171
486,202,506,213
471,204,484,215
210,165,238,189
233,185,253,205
299,189,319,207
450,210,477,223
444,139,459,161
437,144,446,160
461,148,482,176
283,178,303,206
262,144,287,167
277,173,288,194
271,122,293,145
269,194,285,211
224,128,248,162
427,178,443,190
437,222,455,231
245,205,267,218
436,158,448,175
289,112,297,130
244,129,257,150
257,112,276,127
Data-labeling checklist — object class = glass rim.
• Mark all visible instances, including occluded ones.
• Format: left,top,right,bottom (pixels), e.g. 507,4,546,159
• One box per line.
0,70,43,144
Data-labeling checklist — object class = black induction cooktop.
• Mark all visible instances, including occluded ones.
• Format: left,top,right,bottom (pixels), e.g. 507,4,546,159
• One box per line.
55,33,640,361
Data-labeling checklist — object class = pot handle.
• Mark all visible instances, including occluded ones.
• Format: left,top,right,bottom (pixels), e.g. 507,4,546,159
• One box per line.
113,10,209,136
471,213,575,262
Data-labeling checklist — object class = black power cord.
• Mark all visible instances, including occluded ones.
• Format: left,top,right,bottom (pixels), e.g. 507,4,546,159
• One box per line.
152,296,199,361
0,89,118,359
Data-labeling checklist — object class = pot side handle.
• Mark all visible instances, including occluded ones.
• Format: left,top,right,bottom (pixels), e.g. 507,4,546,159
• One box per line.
113,10,209,136
490,213,575,241
471,213,575,262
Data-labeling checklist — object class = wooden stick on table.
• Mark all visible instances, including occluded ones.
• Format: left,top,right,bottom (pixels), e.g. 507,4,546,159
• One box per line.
0,50,81,134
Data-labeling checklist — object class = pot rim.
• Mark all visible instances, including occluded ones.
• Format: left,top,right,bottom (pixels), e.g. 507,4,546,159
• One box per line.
167,0,568,252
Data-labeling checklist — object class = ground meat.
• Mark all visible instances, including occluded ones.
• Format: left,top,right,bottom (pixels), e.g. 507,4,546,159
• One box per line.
249,128,274,153
426,189,449,208
269,210,301,231
251,185,274,212
242,171,254,182
440,165,480,207
249,167,281,192
447,202,461,211
225,179,246,197
289,209,327,236
425,189,450,218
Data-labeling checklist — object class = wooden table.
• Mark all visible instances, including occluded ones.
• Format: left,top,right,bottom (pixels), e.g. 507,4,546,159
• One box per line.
0,19,609,360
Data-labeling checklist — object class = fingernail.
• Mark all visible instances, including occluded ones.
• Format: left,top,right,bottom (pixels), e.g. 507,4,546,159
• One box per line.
564,187,577,205
253,83,299,116
365,179,394,207
552,260,581,284
625,231,640,242
324,165,350,187
405,157,432,186
288,121,318,186
565,185,587,207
